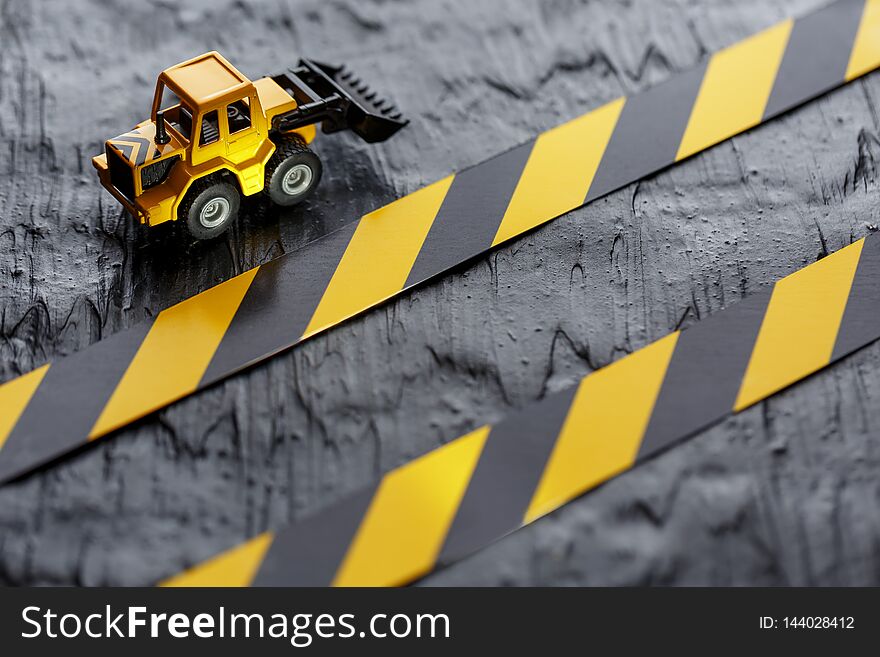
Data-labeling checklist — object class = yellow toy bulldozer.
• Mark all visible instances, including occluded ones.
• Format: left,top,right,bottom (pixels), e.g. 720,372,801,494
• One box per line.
92,52,406,239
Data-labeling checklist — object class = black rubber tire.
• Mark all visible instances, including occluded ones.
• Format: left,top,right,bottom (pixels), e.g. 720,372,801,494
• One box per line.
264,137,322,207
178,178,240,240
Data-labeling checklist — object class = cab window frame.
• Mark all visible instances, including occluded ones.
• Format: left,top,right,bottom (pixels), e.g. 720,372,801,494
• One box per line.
151,82,194,143
227,96,253,135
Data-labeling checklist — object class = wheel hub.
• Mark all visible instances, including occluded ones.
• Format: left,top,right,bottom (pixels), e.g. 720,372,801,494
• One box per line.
281,163,313,197
199,197,231,228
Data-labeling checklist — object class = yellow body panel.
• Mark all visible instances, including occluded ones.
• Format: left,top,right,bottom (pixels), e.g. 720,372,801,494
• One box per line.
255,77,297,121
92,52,316,227
161,52,249,111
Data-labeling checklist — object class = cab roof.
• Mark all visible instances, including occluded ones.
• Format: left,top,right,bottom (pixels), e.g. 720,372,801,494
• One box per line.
160,52,253,111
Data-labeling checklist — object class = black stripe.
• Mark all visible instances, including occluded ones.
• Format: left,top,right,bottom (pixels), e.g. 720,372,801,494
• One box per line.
585,62,707,202
111,135,153,166
0,321,154,483
200,222,358,385
110,141,135,161
437,386,578,565
637,290,772,459
832,235,880,360
763,0,866,119
251,483,379,586
129,136,152,166
403,141,535,287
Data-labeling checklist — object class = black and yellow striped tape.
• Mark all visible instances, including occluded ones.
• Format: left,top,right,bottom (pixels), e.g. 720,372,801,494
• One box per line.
160,232,880,586
1,0,879,482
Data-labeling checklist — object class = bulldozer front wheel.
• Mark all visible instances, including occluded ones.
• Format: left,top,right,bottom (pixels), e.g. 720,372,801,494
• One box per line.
264,138,322,207
179,179,241,240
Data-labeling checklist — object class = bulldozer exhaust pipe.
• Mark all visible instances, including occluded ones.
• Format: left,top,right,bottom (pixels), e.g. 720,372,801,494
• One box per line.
154,109,170,145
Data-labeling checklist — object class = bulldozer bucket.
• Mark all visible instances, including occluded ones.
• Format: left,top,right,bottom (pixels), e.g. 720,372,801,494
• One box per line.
272,59,408,143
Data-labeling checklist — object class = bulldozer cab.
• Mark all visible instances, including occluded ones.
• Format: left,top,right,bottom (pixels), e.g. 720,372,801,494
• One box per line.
150,52,265,166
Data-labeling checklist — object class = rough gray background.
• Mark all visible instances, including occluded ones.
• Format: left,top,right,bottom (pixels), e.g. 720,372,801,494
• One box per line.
0,0,879,586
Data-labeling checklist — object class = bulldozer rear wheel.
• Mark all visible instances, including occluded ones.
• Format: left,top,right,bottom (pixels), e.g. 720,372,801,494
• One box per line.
264,137,322,207
179,178,241,240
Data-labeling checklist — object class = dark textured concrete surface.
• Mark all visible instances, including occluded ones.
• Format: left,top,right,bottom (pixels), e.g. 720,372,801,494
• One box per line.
0,0,879,586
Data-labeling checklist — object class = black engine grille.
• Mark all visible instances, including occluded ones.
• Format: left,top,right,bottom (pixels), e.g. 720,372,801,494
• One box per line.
141,155,180,191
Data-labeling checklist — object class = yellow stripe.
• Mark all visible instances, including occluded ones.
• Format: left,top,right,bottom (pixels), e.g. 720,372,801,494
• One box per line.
676,19,793,161
110,140,143,162
524,333,679,523
160,533,274,587
846,0,880,80
492,97,625,246
332,426,489,586
302,176,454,339
0,364,50,450
734,239,865,411
89,268,259,438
